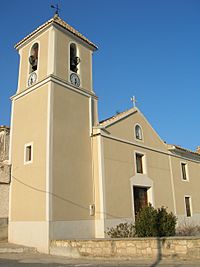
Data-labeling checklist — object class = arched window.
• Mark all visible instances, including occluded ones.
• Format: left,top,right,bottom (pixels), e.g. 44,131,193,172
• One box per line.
29,43,39,73
135,124,143,140
70,43,80,73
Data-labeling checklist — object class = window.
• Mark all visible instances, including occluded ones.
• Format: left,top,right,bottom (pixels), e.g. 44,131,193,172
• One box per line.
135,124,143,140
136,153,144,174
70,43,80,73
185,196,192,217
24,143,33,164
29,43,39,73
181,163,188,180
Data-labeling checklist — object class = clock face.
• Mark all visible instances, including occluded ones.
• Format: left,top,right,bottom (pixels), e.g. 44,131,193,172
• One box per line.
28,72,37,86
70,73,80,87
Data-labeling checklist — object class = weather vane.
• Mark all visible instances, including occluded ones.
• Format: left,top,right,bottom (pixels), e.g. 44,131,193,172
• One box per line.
51,4,60,16
131,96,137,107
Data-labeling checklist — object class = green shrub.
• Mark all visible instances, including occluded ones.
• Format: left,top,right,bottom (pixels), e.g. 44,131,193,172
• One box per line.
105,205,177,238
135,205,177,237
156,207,177,236
106,222,135,238
135,205,158,237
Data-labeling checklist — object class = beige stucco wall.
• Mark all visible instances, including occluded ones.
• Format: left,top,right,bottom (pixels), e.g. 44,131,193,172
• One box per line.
98,110,176,221
51,83,94,221
92,136,101,221
11,19,96,242
54,28,93,92
97,110,200,224
102,137,174,219
145,150,173,210
101,112,174,218
17,30,49,93
105,111,167,151
170,156,200,216
10,85,48,221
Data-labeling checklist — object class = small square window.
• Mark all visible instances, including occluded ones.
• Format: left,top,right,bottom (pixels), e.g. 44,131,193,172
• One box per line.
24,143,33,164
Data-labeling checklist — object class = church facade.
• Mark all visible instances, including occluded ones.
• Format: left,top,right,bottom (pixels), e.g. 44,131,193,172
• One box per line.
8,15,200,252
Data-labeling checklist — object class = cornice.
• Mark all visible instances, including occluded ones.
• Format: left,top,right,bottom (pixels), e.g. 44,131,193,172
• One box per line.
11,75,98,101
92,131,200,164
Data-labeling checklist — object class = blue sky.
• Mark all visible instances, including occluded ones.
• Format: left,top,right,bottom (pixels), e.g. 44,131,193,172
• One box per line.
1,0,200,151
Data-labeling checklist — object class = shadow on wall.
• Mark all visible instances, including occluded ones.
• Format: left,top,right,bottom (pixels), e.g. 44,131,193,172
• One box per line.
150,238,163,267
150,238,180,267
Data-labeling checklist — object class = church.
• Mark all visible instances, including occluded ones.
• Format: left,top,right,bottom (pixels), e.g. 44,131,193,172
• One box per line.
5,14,200,252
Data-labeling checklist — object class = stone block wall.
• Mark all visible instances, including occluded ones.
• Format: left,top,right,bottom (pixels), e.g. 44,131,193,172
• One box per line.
50,237,200,260
0,126,10,239
0,126,9,162
0,183,10,218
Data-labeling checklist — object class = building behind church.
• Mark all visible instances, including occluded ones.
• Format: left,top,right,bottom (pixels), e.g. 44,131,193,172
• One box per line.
0,126,10,239
1,14,199,252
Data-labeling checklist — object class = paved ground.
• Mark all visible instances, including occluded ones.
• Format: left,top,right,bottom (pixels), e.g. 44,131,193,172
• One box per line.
1,252,200,267
0,242,200,266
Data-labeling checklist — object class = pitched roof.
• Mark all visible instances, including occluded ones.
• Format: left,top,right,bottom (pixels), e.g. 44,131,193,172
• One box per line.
15,14,98,50
168,144,200,157
99,108,199,158
99,107,137,127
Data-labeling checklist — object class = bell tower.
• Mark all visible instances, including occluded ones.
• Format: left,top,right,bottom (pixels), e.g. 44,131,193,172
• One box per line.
16,14,97,94
9,15,98,252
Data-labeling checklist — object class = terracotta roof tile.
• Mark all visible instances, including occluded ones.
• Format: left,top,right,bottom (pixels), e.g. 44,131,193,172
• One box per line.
168,144,200,156
15,15,98,50
99,107,137,127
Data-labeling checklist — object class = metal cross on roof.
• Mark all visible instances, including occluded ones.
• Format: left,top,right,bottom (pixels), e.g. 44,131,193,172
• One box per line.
51,4,61,16
131,96,137,107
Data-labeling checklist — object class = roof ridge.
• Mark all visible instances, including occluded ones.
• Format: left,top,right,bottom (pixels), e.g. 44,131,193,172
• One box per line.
15,16,97,50
99,107,137,126
168,144,200,156
53,16,97,49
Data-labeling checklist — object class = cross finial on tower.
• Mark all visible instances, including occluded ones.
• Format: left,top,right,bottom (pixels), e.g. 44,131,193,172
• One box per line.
131,96,137,107
51,4,60,17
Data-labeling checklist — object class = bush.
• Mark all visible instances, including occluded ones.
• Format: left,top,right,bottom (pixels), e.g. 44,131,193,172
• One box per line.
135,205,177,237
176,221,200,236
156,207,177,236
106,222,135,238
105,205,177,238
135,205,158,237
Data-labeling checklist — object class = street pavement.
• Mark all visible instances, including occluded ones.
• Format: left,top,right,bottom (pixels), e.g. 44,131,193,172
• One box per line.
0,252,200,267
0,242,200,266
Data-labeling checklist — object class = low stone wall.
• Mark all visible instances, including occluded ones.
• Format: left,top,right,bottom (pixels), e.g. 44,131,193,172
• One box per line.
0,184,9,219
0,218,8,240
50,237,200,259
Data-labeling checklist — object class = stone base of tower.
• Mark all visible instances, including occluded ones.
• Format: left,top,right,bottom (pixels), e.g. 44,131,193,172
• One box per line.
8,220,97,253
8,221,49,253
49,220,95,240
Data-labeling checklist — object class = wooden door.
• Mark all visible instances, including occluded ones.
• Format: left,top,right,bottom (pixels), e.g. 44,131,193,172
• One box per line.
133,186,148,215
